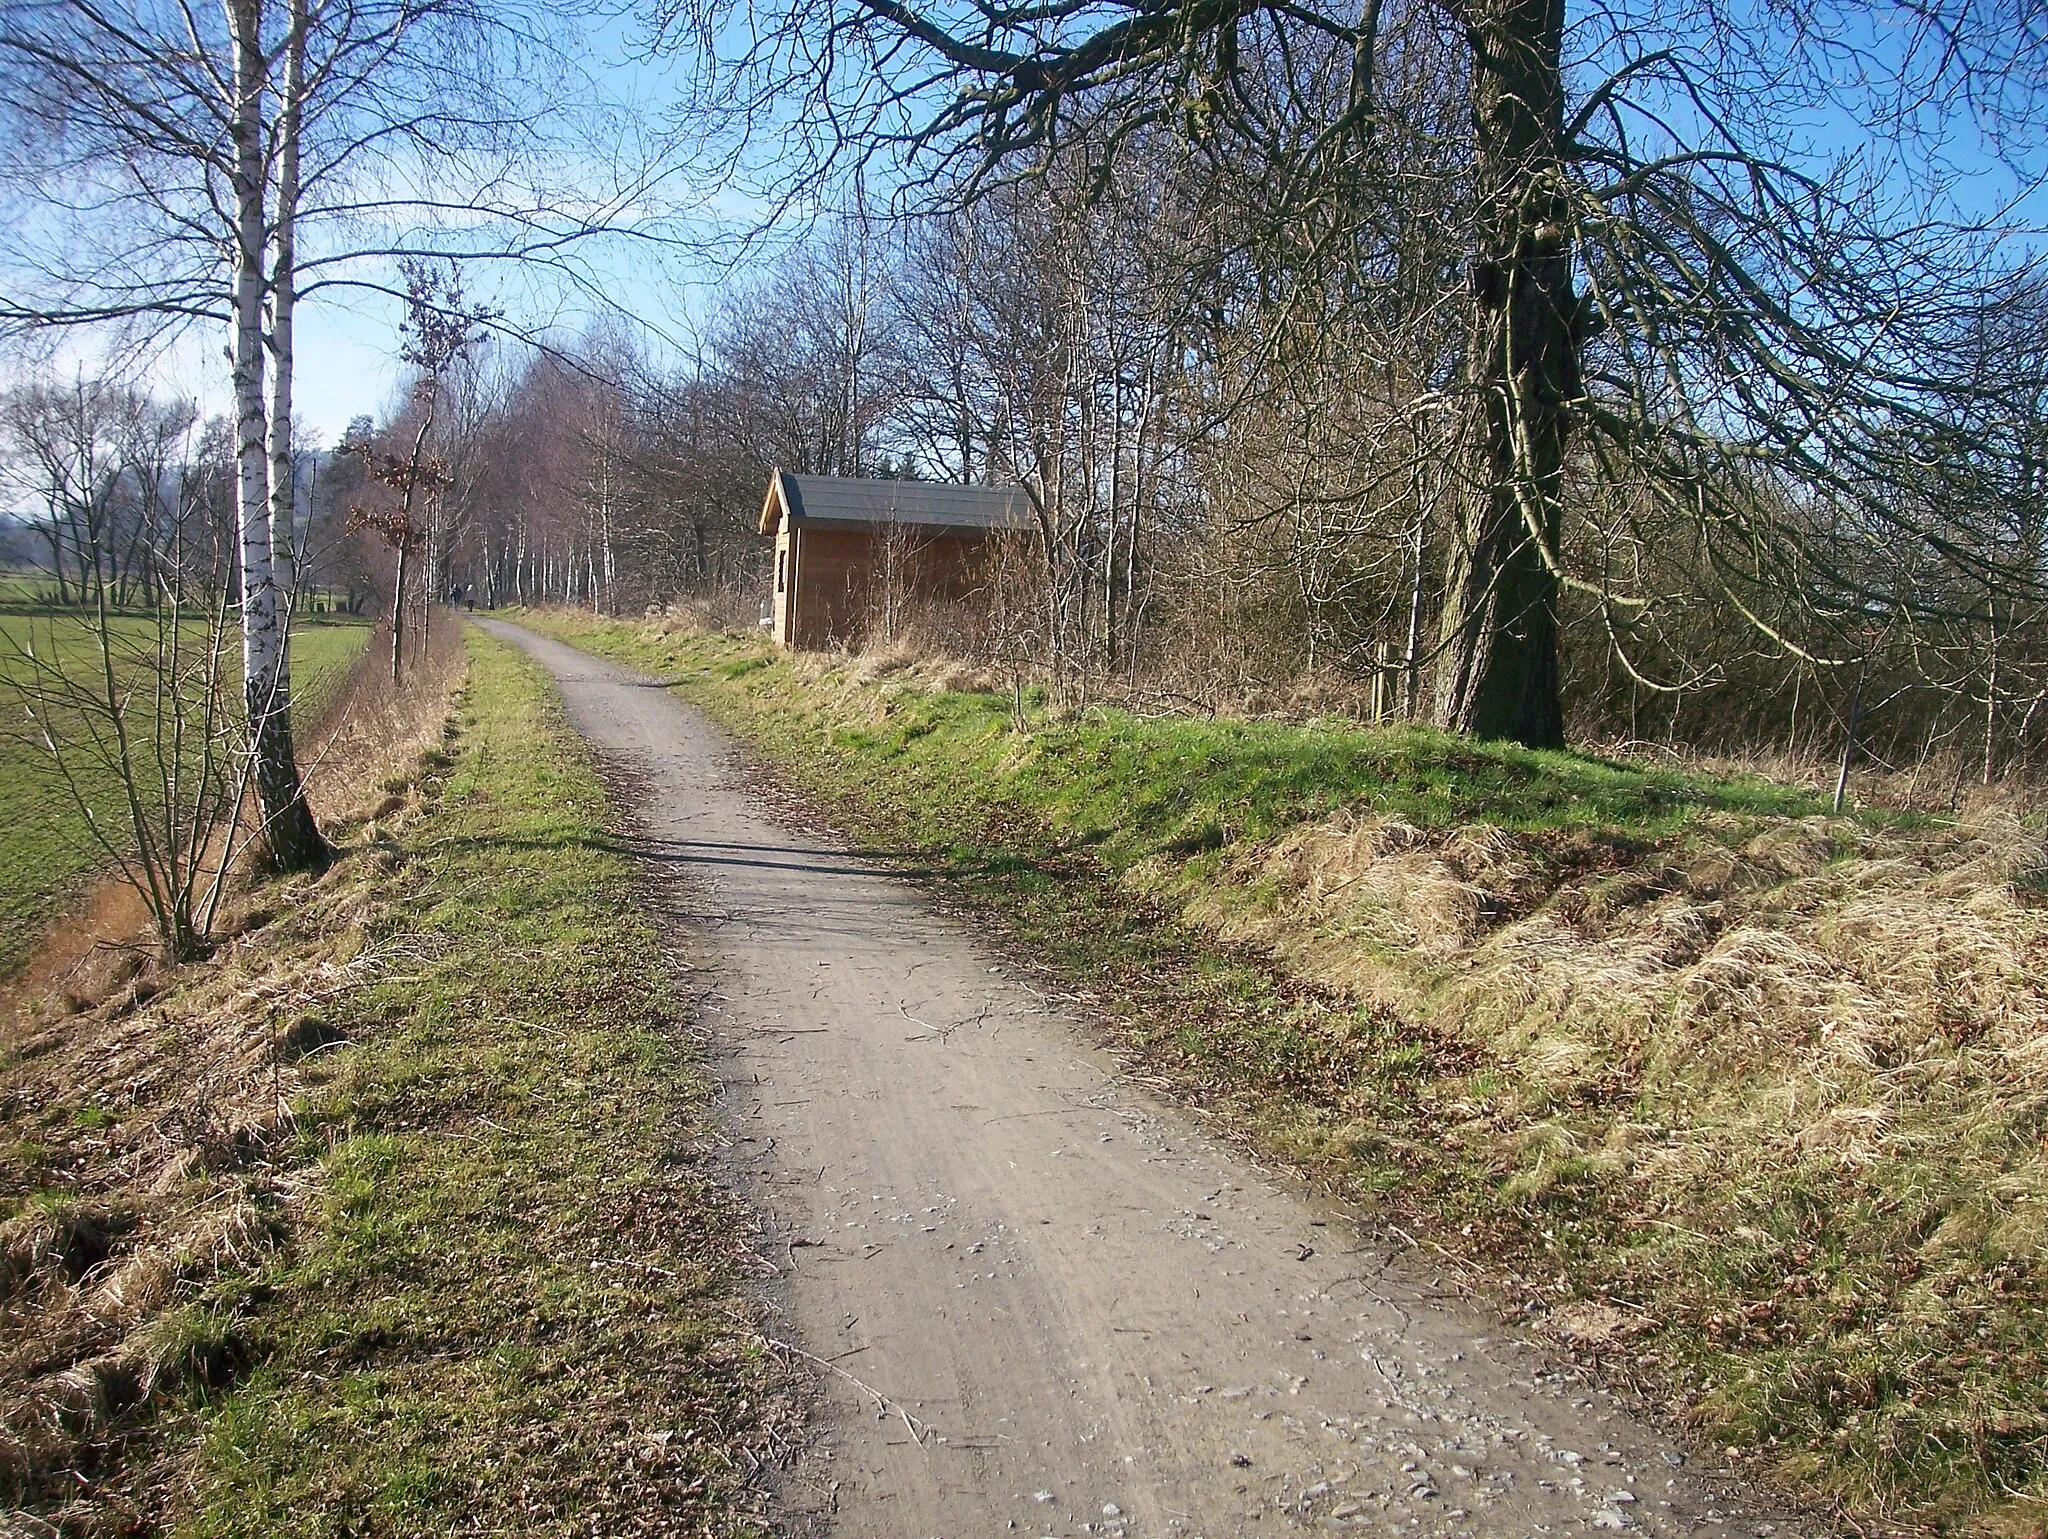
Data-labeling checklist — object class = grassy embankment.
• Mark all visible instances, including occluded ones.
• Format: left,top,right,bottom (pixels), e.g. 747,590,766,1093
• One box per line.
0,594,371,976
0,624,791,1533
515,606,2048,1538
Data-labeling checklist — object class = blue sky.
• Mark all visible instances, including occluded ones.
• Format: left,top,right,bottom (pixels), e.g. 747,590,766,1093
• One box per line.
19,0,2044,449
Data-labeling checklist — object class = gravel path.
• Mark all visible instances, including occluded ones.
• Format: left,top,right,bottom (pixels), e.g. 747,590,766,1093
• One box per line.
480,619,1811,1539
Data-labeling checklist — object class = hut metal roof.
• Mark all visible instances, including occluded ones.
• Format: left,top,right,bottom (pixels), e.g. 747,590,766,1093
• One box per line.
758,471,1034,536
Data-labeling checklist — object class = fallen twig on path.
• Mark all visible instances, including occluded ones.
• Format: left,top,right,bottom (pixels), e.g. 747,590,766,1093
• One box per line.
759,1334,932,1449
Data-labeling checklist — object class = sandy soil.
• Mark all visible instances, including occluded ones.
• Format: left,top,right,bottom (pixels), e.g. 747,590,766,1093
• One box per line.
480,618,1816,1539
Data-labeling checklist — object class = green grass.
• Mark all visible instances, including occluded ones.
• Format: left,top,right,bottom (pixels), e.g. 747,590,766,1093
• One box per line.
512,608,2048,1539
0,622,790,1530
0,601,367,975
168,628,789,1532
0,569,59,604
517,614,1815,852
1009,708,1813,850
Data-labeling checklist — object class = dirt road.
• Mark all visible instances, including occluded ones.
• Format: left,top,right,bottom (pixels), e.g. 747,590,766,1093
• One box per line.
480,620,1809,1539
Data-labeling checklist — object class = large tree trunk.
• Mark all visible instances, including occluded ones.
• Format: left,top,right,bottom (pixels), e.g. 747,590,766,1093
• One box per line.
1431,0,1576,749
230,0,326,871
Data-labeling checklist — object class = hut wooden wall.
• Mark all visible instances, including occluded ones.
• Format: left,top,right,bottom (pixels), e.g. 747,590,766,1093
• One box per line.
781,525,987,649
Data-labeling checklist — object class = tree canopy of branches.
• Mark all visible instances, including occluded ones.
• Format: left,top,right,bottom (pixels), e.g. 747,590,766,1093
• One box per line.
1,0,702,863
646,0,2048,748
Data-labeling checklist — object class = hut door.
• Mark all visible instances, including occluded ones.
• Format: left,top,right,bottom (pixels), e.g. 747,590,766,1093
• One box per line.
772,524,797,646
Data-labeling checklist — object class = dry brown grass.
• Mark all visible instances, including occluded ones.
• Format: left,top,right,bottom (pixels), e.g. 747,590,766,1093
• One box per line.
0,624,467,1517
513,603,2048,1531
0,845,400,1506
1140,797,2048,1526
1214,801,2043,1072
300,615,468,822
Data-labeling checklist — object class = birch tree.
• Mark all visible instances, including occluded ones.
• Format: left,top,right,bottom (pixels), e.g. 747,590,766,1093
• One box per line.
1,0,430,864
2,0,700,860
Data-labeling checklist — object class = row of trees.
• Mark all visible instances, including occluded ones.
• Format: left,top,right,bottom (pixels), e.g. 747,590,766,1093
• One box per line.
0,381,241,609
320,154,2048,784
7,0,2047,883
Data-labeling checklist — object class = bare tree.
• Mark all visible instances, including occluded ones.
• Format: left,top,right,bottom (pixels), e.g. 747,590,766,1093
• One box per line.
342,261,488,680
651,0,2048,746
2,388,253,961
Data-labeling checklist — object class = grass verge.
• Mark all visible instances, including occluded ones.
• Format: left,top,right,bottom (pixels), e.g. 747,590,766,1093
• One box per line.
511,607,2048,1539
0,622,792,1534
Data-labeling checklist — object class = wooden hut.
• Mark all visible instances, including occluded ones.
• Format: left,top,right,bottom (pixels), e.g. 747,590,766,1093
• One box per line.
758,470,1034,650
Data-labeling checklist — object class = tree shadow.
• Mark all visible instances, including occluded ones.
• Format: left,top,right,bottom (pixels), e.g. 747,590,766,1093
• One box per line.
437,830,1025,883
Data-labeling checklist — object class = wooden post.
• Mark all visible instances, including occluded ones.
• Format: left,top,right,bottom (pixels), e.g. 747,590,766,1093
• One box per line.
1832,659,1868,815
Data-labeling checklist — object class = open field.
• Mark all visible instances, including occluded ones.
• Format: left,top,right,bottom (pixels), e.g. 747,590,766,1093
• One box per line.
514,606,2048,1537
0,622,791,1531
0,598,369,976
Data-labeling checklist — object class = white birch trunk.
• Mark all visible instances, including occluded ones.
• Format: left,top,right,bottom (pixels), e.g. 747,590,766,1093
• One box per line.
228,0,276,777
230,0,323,869
266,0,304,631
